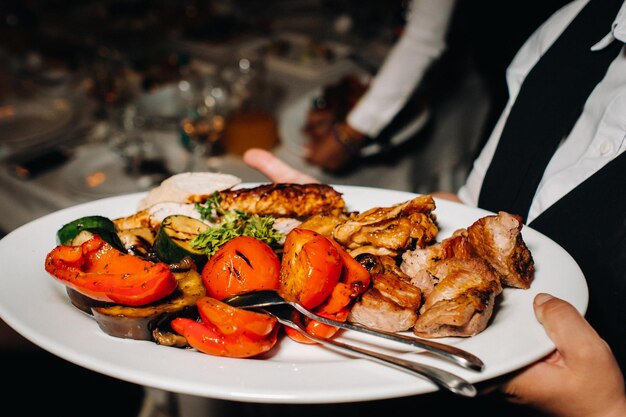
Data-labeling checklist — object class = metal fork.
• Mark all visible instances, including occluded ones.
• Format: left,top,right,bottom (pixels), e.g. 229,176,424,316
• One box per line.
259,304,477,397
223,290,484,371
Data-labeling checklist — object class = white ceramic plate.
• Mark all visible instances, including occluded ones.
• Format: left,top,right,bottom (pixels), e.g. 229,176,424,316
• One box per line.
0,185,588,404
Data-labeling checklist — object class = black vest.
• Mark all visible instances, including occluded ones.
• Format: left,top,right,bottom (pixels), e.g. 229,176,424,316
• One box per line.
478,0,623,219
477,0,626,371
529,152,626,372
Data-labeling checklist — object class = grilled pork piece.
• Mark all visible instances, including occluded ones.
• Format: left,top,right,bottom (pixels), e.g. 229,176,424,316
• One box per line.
349,288,419,332
413,257,502,338
333,195,438,255
401,211,535,291
218,183,346,219
401,234,471,297
348,254,422,332
465,211,534,289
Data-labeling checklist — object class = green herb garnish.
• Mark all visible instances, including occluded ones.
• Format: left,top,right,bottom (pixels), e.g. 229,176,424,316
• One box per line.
194,192,224,222
191,195,283,256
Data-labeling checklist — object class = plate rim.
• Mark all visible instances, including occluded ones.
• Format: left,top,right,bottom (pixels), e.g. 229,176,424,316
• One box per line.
0,185,589,403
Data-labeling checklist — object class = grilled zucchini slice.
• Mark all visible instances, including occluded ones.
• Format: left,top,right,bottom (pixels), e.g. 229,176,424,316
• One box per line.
154,215,209,270
56,215,125,251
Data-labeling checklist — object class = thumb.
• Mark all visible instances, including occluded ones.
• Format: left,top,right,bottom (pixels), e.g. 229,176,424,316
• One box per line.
243,148,319,184
533,293,599,363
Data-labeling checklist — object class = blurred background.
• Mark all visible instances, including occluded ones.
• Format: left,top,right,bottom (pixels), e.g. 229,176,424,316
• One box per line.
0,1,566,415
0,0,501,237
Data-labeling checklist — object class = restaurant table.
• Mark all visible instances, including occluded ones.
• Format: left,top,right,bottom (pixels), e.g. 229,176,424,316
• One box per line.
0,59,440,235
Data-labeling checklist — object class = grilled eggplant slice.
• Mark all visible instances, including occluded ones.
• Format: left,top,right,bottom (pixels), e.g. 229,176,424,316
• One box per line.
67,269,206,341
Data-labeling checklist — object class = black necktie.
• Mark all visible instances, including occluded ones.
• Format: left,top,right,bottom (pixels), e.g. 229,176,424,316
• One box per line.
478,0,623,221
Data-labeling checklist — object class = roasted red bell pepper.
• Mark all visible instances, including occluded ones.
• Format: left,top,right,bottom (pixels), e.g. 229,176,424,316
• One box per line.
171,296,279,358
281,232,371,343
329,237,371,298
279,228,343,310
45,234,177,306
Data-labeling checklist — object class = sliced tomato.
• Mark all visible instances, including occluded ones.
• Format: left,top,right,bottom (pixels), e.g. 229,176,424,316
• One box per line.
196,296,277,339
44,235,177,306
279,228,342,310
201,236,281,300
283,309,317,345
303,318,341,340
314,282,354,316
284,308,347,344
284,239,371,344
172,296,279,358
171,317,279,358
328,238,371,298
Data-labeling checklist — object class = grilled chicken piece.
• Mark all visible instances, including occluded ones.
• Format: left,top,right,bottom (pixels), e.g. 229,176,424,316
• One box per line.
348,254,422,332
114,202,207,231
137,172,241,211
333,195,439,255
465,211,535,289
114,209,151,231
218,183,346,219
349,246,399,257
116,183,342,236
413,257,502,338
298,213,349,238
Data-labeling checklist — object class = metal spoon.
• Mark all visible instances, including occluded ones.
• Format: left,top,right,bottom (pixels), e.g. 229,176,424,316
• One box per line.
223,290,484,372
259,304,477,397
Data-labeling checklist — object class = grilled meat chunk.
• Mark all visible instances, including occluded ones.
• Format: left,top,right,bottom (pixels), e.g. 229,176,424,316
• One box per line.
137,172,241,211
413,289,499,338
349,255,422,332
401,234,472,297
349,288,418,332
371,272,422,311
413,257,502,338
114,202,207,231
333,195,438,255
218,183,346,219
465,211,535,289
298,213,349,238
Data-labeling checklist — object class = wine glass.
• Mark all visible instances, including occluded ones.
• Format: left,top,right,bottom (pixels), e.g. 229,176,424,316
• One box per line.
178,77,229,172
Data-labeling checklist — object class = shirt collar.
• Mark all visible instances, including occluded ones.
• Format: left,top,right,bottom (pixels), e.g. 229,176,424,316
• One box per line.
591,0,626,50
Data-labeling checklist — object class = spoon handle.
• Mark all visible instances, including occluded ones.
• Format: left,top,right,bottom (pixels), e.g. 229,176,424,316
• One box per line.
268,307,477,397
291,303,485,372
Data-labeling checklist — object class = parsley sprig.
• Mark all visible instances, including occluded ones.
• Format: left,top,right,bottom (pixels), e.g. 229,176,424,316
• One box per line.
190,193,283,256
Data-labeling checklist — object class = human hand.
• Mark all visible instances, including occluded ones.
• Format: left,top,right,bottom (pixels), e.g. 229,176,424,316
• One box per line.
243,148,319,184
303,107,334,141
303,120,367,173
304,125,355,173
301,74,369,173
501,293,626,417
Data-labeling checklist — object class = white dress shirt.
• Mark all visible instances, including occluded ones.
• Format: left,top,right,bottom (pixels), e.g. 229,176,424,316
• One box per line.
346,0,456,137
458,0,626,223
